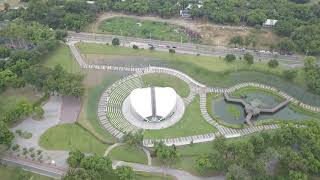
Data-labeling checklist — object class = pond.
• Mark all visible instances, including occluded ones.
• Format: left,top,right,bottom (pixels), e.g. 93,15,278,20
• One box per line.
211,93,314,125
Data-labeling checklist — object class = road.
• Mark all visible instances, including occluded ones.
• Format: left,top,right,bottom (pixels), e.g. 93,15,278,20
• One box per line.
68,31,305,67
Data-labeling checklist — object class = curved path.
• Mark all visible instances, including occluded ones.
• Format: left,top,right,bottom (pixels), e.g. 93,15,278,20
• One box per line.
104,143,152,166
67,41,320,147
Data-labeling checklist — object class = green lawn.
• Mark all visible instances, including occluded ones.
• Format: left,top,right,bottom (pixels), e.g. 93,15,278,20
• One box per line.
0,166,53,180
144,96,217,139
76,42,320,106
108,145,147,164
42,44,80,73
78,71,129,143
39,124,108,155
142,73,190,98
99,17,199,43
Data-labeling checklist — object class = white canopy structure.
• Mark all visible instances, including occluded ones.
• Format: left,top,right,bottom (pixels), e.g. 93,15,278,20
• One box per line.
129,87,177,121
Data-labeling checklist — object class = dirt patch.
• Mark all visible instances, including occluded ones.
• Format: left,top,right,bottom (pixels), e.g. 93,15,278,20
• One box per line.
60,96,81,124
89,12,279,49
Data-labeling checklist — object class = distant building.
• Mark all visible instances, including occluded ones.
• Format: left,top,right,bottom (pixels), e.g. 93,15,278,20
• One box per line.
263,19,278,27
179,3,203,17
180,9,191,17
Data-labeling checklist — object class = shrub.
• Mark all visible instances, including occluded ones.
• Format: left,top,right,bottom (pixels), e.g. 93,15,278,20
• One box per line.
169,49,175,54
37,149,42,155
268,59,279,68
243,53,254,65
224,54,236,62
33,106,44,120
11,144,20,151
132,44,139,49
112,38,120,46
283,69,297,80
15,129,22,136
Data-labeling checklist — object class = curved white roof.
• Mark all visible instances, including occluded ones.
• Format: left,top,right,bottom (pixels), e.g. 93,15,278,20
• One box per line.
129,87,177,119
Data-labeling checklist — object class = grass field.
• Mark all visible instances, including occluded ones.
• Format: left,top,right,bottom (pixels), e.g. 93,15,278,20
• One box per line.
0,165,53,180
99,17,199,43
77,43,320,106
142,73,190,98
0,86,42,118
43,44,80,73
108,145,147,164
77,71,130,143
39,123,108,155
144,96,217,139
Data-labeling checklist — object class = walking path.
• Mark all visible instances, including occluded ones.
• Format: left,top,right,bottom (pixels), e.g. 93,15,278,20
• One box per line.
66,40,320,148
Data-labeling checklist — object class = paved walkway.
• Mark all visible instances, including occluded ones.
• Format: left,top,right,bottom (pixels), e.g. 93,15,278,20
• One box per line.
113,161,225,180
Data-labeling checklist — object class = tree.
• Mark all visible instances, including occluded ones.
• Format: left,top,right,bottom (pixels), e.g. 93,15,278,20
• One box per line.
243,53,254,65
277,38,296,54
154,141,177,165
283,69,297,81
169,49,175,54
80,155,113,173
268,59,279,68
0,46,10,58
112,38,120,46
196,155,212,173
115,166,135,180
246,9,267,26
226,164,251,180
225,54,236,62
123,130,143,147
0,121,14,146
229,36,244,48
67,150,85,168
33,106,44,120
249,134,265,154
291,25,320,55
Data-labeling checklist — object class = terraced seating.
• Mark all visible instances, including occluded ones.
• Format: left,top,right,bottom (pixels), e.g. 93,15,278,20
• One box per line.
98,76,144,137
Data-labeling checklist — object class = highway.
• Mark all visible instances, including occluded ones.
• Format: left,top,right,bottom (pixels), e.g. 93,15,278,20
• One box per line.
68,31,305,67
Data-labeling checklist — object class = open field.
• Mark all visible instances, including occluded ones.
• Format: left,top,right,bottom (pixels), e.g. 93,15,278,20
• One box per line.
108,145,147,164
0,165,53,180
77,43,320,106
88,13,281,49
0,86,42,117
142,73,190,98
39,123,108,155
144,96,217,139
99,17,199,43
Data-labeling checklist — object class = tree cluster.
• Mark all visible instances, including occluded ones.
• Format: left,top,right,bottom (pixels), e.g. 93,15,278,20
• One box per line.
65,150,135,180
196,121,320,179
304,56,320,95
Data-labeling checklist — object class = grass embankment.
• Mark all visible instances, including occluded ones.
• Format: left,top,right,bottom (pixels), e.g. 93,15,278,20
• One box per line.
42,44,80,73
39,124,108,155
0,165,53,180
144,96,217,139
77,71,129,143
98,17,199,43
142,73,190,98
108,145,147,164
76,43,320,106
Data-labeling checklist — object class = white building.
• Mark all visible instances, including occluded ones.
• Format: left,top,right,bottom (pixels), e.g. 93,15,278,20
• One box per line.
129,87,178,122
263,19,278,27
